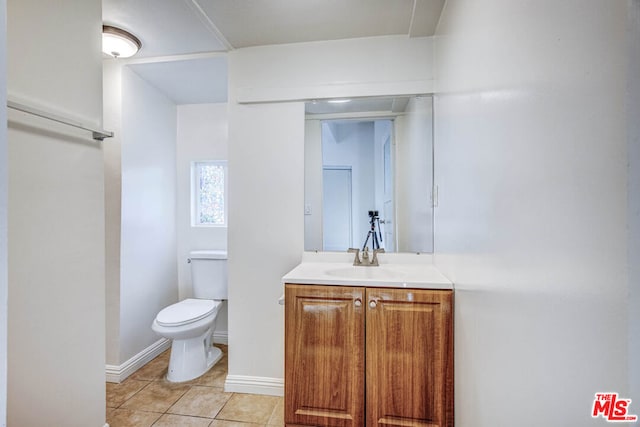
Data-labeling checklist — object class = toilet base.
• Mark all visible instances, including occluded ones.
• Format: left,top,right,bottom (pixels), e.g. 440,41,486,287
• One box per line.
166,330,223,382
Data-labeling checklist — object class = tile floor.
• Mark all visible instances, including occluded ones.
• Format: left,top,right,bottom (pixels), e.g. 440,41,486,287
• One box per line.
106,345,284,427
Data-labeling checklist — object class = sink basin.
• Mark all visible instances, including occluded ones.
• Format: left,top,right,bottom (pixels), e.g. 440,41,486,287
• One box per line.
282,252,453,289
325,266,405,280
282,253,454,289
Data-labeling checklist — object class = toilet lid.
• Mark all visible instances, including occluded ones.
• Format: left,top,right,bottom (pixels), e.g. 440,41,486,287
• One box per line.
156,299,220,327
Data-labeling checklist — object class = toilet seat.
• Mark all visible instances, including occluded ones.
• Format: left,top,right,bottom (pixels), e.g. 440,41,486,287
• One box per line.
156,299,220,327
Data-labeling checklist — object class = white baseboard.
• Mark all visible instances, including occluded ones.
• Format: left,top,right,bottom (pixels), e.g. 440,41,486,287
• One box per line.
105,332,226,383
105,338,170,383
213,330,228,345
224,375,284,397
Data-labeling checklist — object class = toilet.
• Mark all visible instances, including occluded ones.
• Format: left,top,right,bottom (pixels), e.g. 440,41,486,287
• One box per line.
152,250,227,382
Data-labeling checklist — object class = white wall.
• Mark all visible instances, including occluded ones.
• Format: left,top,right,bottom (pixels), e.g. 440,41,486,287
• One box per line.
103,62,179,367
233,36,434,103
227,101,305,393
0,0,7,424
395,96,433,253
6,0,105,425
103,60,123,366
304,119,323,251
119,66,178,362
628,0,640,404
105,69,231,369
176,103,228,339
434,1,629,425
226,35,435,395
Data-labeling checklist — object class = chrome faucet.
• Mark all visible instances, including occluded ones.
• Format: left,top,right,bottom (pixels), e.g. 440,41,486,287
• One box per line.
348,248,362,266
370,248,385,266
348,247,384,266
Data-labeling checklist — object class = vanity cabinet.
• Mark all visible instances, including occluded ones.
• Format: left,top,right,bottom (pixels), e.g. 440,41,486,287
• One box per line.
284,284,453,427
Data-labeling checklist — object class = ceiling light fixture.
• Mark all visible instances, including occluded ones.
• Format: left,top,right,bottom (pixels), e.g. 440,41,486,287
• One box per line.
102,25,142,59
327,99,351,104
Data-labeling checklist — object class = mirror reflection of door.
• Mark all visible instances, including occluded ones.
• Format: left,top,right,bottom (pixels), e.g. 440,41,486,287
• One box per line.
322,167,352,251
382,136,395,252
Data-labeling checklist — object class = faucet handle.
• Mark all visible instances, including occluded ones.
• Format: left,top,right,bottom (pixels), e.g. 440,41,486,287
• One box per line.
347,248,362,265
371,248,385,266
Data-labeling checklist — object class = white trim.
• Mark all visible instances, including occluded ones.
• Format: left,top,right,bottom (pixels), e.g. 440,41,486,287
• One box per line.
186,0,234,51
212,330,228,345
407,0,418,36
224,375,284,397
105,338,170,383
236,80,434,104
105,334,226,383
110,51,227,66
306,111,400,121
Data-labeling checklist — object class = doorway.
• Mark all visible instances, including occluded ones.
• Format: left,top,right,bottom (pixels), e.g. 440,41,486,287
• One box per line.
322,167,353,251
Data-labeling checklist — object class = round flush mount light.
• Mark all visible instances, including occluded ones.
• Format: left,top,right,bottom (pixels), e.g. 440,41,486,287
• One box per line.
102,25,142,59
327,99,352,104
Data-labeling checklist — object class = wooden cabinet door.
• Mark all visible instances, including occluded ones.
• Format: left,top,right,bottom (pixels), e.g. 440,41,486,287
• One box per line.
285,284,365,427
366,289,453,427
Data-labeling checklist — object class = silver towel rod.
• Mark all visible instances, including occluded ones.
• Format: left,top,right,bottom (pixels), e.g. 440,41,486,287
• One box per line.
7,99,114,141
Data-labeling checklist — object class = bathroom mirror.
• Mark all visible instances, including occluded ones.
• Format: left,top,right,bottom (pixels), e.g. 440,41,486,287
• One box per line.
304,95,433,253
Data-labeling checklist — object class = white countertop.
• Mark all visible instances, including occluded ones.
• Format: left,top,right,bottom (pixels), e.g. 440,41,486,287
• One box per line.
281,251,453,290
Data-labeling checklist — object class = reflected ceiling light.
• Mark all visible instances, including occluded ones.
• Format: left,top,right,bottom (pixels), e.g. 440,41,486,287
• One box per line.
102,25,142,59
327,99,351,104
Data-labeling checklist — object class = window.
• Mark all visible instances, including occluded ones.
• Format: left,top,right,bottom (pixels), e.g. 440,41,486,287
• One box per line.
192,161,227,227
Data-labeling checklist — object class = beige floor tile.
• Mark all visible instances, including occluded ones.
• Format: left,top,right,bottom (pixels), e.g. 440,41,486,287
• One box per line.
195,367,227,387
130,356,169,381
152,413,214,427
106,408,162,427
120,381,191,413
169,374,208,387
106,379,151,408
210,420,264,427
168,385,232,418
212,357,228,372
216,393,280,424
210,346,227,365
266,397,284,426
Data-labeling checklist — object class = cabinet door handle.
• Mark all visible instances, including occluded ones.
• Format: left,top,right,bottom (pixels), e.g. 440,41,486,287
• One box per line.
369,300,377,309
354,298,362,307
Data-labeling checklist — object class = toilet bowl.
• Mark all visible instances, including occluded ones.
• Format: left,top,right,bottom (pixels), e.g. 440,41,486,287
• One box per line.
152,298,223,382
152,250,228,383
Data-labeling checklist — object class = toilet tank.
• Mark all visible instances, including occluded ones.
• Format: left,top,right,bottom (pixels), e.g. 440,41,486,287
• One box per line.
189,250,228,300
